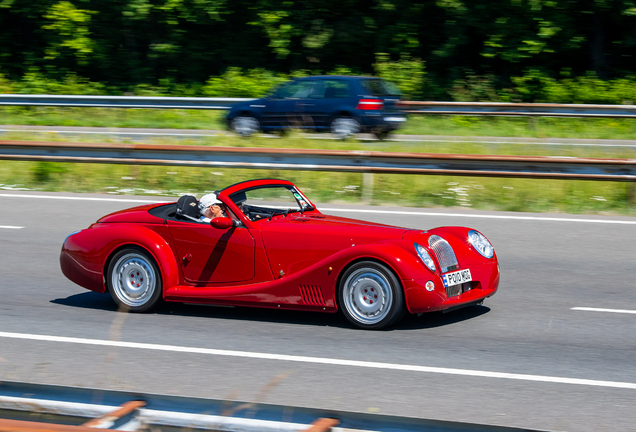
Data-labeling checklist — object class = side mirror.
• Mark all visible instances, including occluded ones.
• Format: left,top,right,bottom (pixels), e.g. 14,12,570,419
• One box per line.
210,217,239,229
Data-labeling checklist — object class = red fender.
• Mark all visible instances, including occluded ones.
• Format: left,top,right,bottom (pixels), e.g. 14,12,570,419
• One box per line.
60,223,179,295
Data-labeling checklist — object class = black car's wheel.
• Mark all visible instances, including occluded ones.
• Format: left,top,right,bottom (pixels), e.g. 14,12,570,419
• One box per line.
107,247,162,312
231,116,260,137
330,117,360,139
373,130,390,141
338,261,405,329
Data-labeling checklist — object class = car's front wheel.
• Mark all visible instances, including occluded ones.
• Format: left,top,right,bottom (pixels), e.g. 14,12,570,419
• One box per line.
338,261,405,329
373,130,390,141
107,248,162,312
330,117,360,139
231,116,260,137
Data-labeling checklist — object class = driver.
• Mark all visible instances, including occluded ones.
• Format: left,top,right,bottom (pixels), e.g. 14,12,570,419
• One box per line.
198,193,226,222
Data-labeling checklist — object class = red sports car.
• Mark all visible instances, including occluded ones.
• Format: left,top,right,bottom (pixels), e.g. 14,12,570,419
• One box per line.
60,179,500,329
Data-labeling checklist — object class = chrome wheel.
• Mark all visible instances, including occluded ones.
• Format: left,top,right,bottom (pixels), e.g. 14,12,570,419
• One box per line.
342,267,393,326
109,250,160,311
231,116,260,137
331,117,360,139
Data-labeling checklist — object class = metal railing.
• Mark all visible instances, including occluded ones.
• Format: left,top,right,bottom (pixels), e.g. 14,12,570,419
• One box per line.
0,380,546,432
0,140,634,181
2,94,636,118
0,94,249,110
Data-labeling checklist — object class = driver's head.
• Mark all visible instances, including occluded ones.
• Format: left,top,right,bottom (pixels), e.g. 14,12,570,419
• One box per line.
199,193,224,219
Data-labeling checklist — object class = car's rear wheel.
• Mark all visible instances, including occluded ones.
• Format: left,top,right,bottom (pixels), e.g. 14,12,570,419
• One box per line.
338,261,405,329
231,116,260,137
107,248,162,312
330,117,360,139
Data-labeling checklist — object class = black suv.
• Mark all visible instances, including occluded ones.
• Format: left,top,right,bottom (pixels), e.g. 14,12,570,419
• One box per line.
226,76,407,139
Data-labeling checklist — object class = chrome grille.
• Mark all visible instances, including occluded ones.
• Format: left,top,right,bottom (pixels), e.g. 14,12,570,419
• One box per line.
428,235,458,273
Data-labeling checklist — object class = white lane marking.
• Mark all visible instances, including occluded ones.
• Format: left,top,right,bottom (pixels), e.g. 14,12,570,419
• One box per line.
320,208,636,225
1,194,634,224
0,225,23,229
572,307,636,315
0,194,165,203
0,331,635,390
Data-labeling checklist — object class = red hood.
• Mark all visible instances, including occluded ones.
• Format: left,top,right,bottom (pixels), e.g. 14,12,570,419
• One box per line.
260,213,410,276
290,212,410,232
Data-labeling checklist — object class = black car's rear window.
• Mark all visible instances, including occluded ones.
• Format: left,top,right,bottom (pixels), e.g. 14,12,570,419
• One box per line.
360,79,403,97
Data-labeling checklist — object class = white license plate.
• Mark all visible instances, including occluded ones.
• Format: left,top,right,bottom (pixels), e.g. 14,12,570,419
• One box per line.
383,116,407,122
442,269,472,288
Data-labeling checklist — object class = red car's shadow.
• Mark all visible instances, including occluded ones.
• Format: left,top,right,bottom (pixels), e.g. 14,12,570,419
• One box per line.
51,292,490,330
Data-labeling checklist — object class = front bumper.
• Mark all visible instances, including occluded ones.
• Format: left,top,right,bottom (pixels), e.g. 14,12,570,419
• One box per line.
402,261,500,314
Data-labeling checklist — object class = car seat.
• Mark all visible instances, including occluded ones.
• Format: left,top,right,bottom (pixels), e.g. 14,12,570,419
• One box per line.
176,195,201,222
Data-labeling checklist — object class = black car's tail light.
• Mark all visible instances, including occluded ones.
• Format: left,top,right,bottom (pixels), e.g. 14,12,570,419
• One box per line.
356,98,384,110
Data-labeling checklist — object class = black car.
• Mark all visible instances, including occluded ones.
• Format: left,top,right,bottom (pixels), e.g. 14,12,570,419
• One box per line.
226,76,407,139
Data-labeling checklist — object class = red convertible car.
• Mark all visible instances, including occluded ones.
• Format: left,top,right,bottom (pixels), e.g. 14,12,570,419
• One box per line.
60,179,499,329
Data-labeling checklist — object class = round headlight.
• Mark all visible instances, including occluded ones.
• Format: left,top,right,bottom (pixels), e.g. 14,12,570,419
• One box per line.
414,243,436,272
468,230,494,259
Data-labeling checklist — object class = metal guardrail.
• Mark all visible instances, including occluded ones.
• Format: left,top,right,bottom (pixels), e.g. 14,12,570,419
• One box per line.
0,94,250,110
403,101,636,118
0,140,634,181
2,94,636,118
0,380,546,432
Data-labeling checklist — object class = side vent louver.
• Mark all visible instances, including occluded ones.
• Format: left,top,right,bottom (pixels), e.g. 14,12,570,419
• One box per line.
299,285,326,306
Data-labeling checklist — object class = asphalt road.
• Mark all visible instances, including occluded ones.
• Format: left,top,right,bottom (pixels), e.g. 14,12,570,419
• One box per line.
1,191,635,432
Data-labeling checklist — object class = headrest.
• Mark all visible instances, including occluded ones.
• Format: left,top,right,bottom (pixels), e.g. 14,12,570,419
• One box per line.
176,195,200,220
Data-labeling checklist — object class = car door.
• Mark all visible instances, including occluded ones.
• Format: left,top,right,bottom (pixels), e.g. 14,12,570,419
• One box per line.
167,219,255,284
262,79,316,128
306,79,352,129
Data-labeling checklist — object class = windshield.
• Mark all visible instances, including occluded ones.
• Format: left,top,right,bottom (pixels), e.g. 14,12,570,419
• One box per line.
229,185,312,220
360,79,403,97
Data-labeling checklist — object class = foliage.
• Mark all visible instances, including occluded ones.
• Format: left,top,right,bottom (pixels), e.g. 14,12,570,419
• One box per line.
202,67,288,98
2,1,636,101
42,2,96,67
373,53,425,100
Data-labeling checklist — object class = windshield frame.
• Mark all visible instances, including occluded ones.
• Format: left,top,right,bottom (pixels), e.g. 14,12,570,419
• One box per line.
228,184,315,222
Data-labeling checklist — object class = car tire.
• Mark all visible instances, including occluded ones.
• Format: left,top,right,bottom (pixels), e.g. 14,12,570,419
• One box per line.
330,117,360,140
231,116,260,137
338,261,405,330
373,130,390,141
107,247,162,312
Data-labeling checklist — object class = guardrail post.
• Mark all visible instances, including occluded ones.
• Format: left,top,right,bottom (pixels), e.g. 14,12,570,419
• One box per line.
628,182,635,205
362,173,374,204
302,418,340,432
82,400,145,429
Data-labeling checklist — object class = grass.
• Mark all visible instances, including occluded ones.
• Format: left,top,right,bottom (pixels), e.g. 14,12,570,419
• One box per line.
400,116,636,140
2,106,636,140
1,154,634,217
1,129,635,160
1,107,635,216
